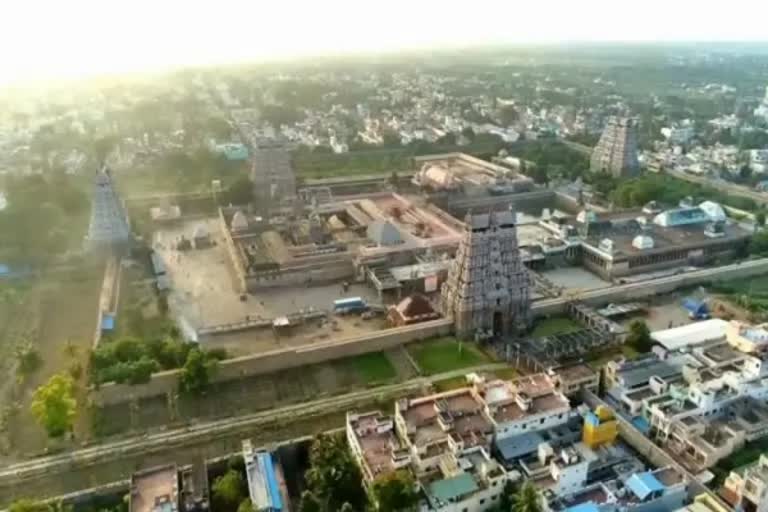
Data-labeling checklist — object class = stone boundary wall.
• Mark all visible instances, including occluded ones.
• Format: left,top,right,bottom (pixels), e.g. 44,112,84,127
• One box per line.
218,207,248,293
91,319,453,406
532,258,768,316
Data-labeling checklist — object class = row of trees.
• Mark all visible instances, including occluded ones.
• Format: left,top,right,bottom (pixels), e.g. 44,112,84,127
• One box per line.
30,338,225,439
90,335,225,387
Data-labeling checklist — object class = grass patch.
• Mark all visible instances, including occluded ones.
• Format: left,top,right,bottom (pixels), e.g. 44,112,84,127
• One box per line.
492,367,520,380
408,337,491,375
531,316,582,338
432,376,470,393
342,352,397,383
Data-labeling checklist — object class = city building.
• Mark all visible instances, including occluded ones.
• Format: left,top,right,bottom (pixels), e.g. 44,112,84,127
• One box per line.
590,117,640,177
753,86,768,124
721,454,768,512
661,121,695,145
440,210,531,337
605,337,768,472
674,493,730,512
569,203,749,280
129,465,179,512
242,440,289,512
86,166,131,251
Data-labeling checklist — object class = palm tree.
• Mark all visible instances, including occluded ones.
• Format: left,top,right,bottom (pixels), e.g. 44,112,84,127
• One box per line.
512,481,541,512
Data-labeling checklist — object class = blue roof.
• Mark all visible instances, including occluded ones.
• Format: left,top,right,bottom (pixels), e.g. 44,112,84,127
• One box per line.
564,504,600,512
101,313,115,331
632,416,651,434
260,452,283,511
682,298,708,314
626,471,665,500
495,431,544,461
0,264,9,276
428,473,479,504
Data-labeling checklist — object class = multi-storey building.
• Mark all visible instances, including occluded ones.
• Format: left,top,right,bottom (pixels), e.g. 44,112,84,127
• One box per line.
722,454,768,512
440,210,531,337
590,117,640,177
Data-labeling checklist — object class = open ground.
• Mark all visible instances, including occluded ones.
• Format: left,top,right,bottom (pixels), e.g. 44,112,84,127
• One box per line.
1,264,104,460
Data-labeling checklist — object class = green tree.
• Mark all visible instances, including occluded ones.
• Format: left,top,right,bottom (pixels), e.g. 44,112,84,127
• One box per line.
755,211,766,232
512,481,541,512
30,373,77,438
497,480,519,511
179,348,217,395
372,470,419,512
8,500,51,512
212,469,246,510
221,177,253,206
303,433,367,511
298,492,322,512
236,499,252,512
626,320,653,353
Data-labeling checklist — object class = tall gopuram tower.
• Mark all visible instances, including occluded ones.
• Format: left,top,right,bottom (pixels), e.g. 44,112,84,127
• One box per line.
440,209,531,338
85,166,131,251
590,116,640,178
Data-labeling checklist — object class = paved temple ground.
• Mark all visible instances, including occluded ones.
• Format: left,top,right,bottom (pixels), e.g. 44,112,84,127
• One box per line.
540,266,611,292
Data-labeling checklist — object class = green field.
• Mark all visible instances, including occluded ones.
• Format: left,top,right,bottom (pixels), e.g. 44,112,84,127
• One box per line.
492,367,521,380
432,375,470,392
408,337,491,375
531,316,583,338
340,352,397,383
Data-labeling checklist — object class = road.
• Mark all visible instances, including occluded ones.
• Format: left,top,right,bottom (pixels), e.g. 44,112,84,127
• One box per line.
0,363,508,505
668,169,768,206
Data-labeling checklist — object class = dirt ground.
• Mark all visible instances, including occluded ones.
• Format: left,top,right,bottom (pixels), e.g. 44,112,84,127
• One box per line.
619,292,698,332
154,218,392,357
2,264,103,460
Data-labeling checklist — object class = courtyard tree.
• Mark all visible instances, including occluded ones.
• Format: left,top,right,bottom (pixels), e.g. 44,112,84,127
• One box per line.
179,348,218,395
30,373,77,438
626,320,653,354
236,499,252,512
303,433,367,511
211,469,246,511
372,470,419,512
298,491,322,512
512,480,542,512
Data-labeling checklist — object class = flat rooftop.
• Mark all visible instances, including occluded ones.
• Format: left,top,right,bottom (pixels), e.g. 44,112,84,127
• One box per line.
130,465,178,512
348,412,405,480
582,218,749,258
401,389,492,450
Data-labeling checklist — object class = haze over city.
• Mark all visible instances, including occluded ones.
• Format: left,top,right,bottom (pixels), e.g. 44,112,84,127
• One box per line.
4,0,768,85
6,5,768,512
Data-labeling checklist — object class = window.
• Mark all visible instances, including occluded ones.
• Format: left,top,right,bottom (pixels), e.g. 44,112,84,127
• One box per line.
540,418,545,424
480,499,485,505
492,481,497,487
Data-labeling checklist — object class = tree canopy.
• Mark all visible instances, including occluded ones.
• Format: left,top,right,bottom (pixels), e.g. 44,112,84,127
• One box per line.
372,470,419,512
300,433,367,512
31,373,77,438
211,469,246,511
626,320,653,354
511,480,542,512
179,347,219,396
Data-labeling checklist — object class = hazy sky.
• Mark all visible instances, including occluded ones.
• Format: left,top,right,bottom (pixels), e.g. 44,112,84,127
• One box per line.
3,0,768,85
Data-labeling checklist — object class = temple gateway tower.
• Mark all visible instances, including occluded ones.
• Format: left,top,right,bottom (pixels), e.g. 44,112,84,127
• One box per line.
85,166,131,251
440,209,531,337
